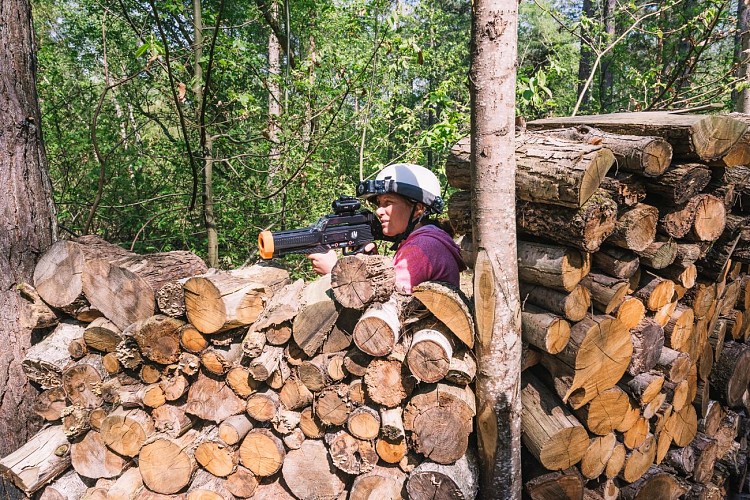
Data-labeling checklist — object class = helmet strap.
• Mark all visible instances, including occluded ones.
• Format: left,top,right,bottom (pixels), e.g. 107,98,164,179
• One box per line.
389,202,427,251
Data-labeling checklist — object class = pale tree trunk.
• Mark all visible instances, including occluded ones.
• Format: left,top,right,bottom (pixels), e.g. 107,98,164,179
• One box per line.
268,0,281,182
470,1,521,498
600,0,616,112
735,0,750,112
577,0,594,110
193,0,218,267
0,0,57,497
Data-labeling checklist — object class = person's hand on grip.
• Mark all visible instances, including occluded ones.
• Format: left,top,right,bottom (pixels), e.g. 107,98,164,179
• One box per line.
307,249,338,275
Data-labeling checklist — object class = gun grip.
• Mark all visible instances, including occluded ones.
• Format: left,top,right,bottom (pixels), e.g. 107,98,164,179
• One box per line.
258,231,275,259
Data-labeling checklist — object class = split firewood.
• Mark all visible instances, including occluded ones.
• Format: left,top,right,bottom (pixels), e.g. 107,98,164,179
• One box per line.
22,319,85,389
520,371,589,470
38,469,88,500
618,465,690,499
620,433,656,483
517,240,590,292
607,203,658,252
281,439,346,499
17,282,58,330
519,282,591,322
528,112,748,162
0,425,71,495
573,386,629,436
139,429,199,494
627,318,665,376
71,429,128,480
580,433,617,479
412,281,475,349
654,347,691,383
184,265,288,335
293,274,339,356
331,254,395,309
185,372,246,423
612,296,646,329
406,449,479,500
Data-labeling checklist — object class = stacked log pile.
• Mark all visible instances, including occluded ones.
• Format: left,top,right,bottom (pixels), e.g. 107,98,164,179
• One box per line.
446,111,750,498
1,236,481,499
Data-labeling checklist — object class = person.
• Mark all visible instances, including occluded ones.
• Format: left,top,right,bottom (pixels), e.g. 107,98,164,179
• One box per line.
307,163,466,293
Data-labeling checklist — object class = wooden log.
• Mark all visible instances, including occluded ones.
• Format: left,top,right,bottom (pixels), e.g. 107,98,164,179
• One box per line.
406,323,456,383
634,274,675,312
315,383,352,426
349,465,406,500
330,254,395,310
618,465,690,500
665,404,699,447
709,340,750,408
622,371,665,406
580,271,629,314
100,406,155,457
38,469,88,500
293,274,339,356
683,280,717,319
659,194,726,242
519,283,591,322
17,282,59,330
22,319,84,389
62,355,106,408
33,386,67,422
248,344,284,381
580,433,617,479
447,132,615,207
184,265,288,334
326,429,379,475
517,191,618,253
530,125,673,176
238,428,285,478
659,262,697,289
447,347,478,386
246,388,281,422
365,358,416,408
281,439,346,499
406,449,479,500
298,351,346,393
593,246,640,279
124,314,184,365
605,443,627,479
156,278,189,318
528,111,748,161
71,429,128,479
654,347,691,383
82,317,122,353
555,314,632,405
573,386,629,436
152,403,194,438
185,372,246,423
645,163,712,204
620,433,656,483
0,425,70,495
187,468,234,499
403,384,475,465
600,173,648,207
696,214,748,281
139,430,198,494
612,296,646,330
517,240,590,292
520,371,589,470
346,405,381,441
635,240,678,270
353,297,401,357
627,318,665,376
521,304,571,355
218,414,254,446
195,434,237,478
225,466,258,499
607,203,659,252
412,281,475,349
523,462,585,500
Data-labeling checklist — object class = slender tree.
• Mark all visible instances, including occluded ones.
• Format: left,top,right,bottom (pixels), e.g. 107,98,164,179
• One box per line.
0,0,57,497
735,0,750,112
470,0,521,498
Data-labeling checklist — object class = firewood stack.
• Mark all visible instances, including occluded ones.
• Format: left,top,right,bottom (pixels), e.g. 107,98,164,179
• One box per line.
447,111,750,499
1,235,481,498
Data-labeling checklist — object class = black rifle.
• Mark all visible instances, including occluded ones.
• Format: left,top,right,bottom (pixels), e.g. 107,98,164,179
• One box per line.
258,195,385,259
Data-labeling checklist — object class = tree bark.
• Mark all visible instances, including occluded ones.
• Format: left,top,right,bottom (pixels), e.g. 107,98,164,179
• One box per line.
0,4,56,497
470,0,521,494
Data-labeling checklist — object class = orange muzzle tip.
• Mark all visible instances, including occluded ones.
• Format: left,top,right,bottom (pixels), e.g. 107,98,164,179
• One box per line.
258,231,275,259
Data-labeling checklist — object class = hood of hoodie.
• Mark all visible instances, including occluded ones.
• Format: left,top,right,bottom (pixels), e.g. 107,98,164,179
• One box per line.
404,224,467,271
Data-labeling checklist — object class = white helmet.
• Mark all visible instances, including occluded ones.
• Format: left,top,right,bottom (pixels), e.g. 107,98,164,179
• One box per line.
356,163,444,214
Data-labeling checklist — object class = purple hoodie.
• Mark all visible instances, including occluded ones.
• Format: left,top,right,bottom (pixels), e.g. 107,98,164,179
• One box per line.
392,224,466,293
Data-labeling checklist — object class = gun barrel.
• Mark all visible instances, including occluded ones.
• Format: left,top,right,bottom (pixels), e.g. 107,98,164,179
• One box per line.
258,227,324,259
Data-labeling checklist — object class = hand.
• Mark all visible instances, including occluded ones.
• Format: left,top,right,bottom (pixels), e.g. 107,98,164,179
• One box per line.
307,249,338,275
363,242,378,254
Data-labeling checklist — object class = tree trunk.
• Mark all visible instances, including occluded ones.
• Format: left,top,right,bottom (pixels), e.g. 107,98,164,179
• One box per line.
470,0,521,496
735,0,750,113
0,1,57,496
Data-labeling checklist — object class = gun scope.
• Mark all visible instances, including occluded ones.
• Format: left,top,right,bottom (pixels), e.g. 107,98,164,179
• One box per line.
332,195,361,214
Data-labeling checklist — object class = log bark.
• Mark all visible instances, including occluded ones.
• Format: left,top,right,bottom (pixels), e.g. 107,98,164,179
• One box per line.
293,275,339,356
0,425,70,495
521,304,571,355
330,254,395,310
517,240,590,292
659,194,726,242
709,340,750,408
607,204,659,252
593,246,640,279
406,449,480,500
580,272,629,314
519,283,591,322
644,163,711,204
528,111,748,161
517,191,618,253
627,318,665,376
22,320,84,389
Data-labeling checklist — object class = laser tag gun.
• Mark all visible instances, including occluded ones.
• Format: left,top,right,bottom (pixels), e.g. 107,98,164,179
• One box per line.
258,195,385,259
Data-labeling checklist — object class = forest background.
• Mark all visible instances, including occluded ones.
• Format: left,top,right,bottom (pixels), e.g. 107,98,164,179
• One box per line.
34,0,750,274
